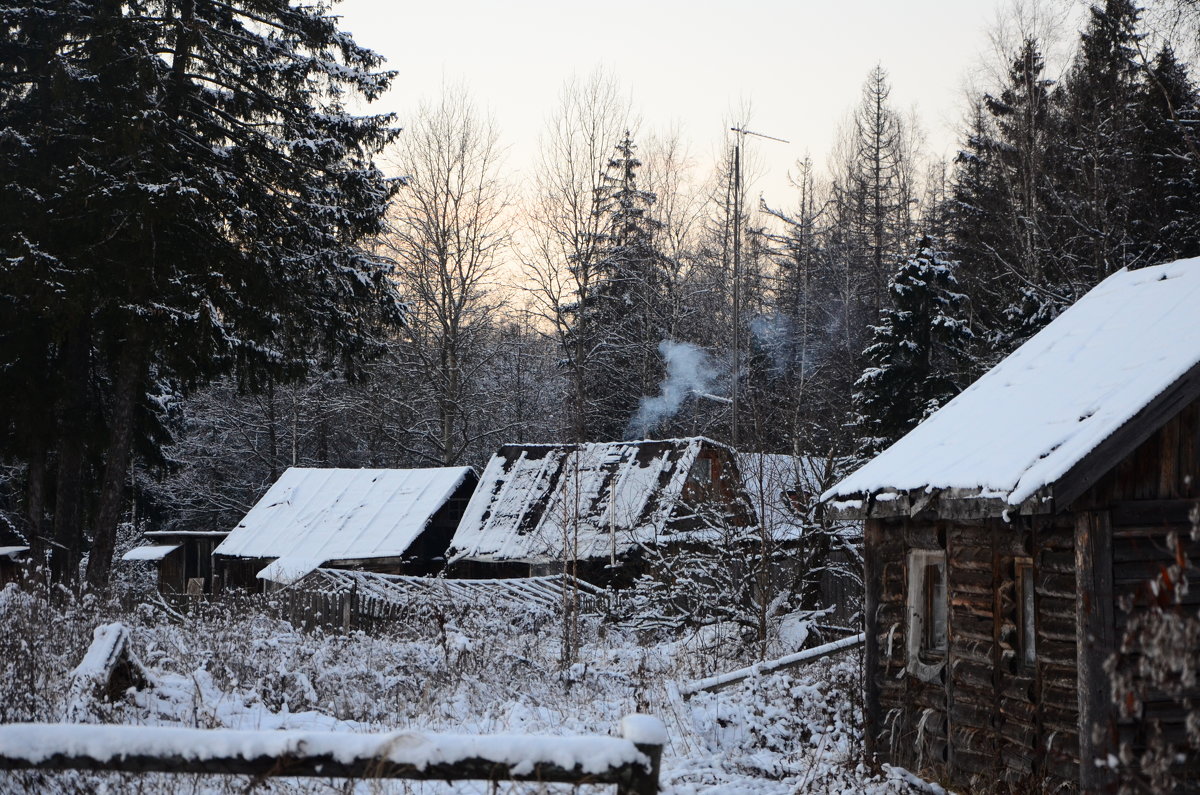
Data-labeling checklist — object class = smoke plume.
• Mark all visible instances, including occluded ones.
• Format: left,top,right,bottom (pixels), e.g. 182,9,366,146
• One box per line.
625,340,719,439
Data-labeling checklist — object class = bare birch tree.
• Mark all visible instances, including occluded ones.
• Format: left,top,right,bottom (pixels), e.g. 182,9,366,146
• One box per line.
521,70,631,442
383,86,510,465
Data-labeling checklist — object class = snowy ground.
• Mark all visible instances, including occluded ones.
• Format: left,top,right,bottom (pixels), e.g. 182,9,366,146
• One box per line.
0,581,929,794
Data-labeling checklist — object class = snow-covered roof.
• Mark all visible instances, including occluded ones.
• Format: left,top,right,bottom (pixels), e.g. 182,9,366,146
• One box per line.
121,544,180,562
448,438,739,564
737,453,841,541
0,545,29,560
824,259,1200,511
214,467,476,584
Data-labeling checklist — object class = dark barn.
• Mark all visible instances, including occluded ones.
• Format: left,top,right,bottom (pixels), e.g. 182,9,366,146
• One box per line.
824,261,1200,792
122,531,228,595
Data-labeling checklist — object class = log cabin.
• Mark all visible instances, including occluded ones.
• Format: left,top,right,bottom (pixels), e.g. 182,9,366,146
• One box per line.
211,466,477,589
823,260,1200,792
445,438,755,586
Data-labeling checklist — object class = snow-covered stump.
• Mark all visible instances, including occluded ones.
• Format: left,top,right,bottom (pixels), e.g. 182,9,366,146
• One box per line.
0,715,666,794
64,623,152,721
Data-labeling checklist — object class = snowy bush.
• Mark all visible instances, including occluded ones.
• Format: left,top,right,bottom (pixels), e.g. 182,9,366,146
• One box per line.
0,582,922,793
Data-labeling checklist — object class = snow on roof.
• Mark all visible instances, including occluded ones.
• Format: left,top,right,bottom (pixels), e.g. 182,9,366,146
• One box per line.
0,545,29,560
736,453,840,541
448,438,730,564
824,259,1200,508
214,467,475,583
121,544,180,562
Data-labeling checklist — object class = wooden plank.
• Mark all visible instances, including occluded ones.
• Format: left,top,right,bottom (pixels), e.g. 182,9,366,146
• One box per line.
864,518,883,760
1111,499,1200,527
680,633,865,695
1055,362,1200,509
0,722,664,795
1075,510,1116,792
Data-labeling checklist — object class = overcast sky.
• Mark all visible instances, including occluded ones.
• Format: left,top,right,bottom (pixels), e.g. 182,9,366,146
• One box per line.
335,0,1075,209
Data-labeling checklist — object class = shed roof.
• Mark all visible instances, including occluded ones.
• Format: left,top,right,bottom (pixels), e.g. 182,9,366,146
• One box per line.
121,544,180,562
0,545,29,561
448,438,732,564
214,466,475,584
823,259,1200,513
737,453,843,541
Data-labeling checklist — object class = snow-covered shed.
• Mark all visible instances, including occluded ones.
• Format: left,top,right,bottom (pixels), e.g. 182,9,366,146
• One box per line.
214,466,478,588
446,438,754,584
0,543,29,587
823,260,1200,792
122,530,228,596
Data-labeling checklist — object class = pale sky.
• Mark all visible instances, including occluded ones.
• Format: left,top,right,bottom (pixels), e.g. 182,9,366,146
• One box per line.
335,0,1069,212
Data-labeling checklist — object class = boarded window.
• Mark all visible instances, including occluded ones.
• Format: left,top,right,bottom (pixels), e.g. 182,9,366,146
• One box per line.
924,560,948,655
1016,558,1036,668
689,456,714,488
907,549,948,682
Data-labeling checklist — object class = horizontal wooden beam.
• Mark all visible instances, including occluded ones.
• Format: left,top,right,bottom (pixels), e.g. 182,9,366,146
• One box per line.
679,632,865,695
0,720,664,795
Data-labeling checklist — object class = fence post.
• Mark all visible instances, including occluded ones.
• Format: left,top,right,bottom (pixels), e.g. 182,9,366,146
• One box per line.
618,715,665,795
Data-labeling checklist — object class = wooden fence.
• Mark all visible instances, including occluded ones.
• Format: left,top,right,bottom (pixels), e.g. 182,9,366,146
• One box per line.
271,571,609,631
0,718,664,794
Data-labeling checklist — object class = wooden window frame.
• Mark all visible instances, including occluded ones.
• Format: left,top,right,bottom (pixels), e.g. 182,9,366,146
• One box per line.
907,549,948,683
689,455,715,488
1015,557,1036,670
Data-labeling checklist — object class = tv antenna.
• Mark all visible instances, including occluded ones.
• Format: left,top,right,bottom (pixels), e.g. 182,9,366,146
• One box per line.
728,125,789,449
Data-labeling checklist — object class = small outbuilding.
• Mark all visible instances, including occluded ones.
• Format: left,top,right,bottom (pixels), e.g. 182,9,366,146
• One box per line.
446,437,754,585
823,261,1200,792
739,453,863,627
0,544,29,587
122,530,228,595
213,466,477,588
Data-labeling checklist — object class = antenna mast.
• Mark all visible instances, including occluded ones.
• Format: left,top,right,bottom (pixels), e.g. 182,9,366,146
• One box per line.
728,125,788,450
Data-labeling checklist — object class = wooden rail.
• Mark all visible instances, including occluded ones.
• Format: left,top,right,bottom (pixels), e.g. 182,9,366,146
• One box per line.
0,716,665,795
679,632,865,695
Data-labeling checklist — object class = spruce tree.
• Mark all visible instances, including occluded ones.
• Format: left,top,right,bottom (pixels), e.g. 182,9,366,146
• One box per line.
1130,46,1200,265
853,237,974,460
564,133,669,440
950,38,1064,356
0,0,401,585
1060,0,1144,279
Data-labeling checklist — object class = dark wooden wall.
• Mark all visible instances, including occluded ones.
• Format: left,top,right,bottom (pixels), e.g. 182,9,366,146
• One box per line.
1075,398,1200,790
866,397,1200,792
865,515,1080,791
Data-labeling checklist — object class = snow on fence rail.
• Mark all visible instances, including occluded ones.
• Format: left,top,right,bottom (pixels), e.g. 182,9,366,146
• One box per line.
0,715,666,795
277,569,609,630
679,632,866,695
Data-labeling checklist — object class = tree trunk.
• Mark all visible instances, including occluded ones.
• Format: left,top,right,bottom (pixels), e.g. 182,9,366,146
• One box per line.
51,327,91,584
25,441,47,563
85,329,148,590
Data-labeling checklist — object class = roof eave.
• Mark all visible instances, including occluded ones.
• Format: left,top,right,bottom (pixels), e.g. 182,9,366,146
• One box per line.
825,486,1057,522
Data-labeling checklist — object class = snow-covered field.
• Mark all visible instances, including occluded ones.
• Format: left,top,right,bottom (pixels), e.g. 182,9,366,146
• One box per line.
0,581,926,794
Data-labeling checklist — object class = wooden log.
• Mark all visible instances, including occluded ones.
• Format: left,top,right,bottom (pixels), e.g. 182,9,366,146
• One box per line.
679,632,865,695
1077,510,1116,793
0,719,664,795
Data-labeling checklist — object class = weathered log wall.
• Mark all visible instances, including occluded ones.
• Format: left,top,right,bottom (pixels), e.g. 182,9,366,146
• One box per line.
1077,399,1200,791
865,515,1079,792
